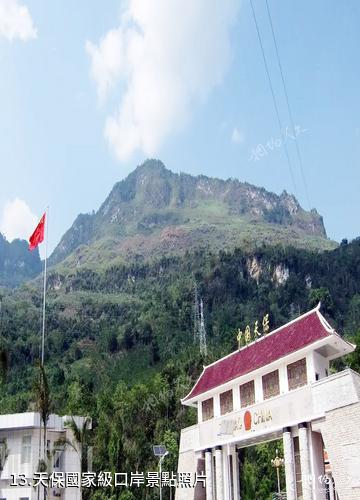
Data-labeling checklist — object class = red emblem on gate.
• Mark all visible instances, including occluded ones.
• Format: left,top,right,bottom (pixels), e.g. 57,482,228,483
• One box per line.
244,410,252,431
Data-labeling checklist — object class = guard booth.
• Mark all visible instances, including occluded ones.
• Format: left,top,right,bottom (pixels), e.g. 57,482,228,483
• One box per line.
176,305,360,500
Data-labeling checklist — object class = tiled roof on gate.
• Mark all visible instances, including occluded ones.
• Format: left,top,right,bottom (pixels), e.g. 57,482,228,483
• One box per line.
183,307,333,402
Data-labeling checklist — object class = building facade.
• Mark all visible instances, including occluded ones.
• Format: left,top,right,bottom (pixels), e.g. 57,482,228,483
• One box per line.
0,413,88,500
177,305,360,500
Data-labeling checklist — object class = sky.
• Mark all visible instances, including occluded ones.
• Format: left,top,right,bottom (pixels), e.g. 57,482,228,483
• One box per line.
0,0,359,257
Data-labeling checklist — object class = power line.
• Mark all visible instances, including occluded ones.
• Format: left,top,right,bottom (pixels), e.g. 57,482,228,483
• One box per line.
199,298,207,357
193,282,207,356
193,282,200,343
249,0,298,196
265,0,312,210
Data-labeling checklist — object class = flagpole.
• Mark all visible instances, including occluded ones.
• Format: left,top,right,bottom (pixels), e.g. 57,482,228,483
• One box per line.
28,208,48,500
41,208,49,500
35,208,48,500
41,207,48,365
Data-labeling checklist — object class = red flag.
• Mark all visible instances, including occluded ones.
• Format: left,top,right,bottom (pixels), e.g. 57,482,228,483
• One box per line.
29,213,46,251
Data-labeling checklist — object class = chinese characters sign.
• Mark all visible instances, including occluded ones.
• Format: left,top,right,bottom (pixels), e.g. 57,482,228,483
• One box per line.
236,314,270,348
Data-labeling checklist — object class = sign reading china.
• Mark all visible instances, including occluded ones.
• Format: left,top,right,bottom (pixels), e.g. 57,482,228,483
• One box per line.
218,408,273,436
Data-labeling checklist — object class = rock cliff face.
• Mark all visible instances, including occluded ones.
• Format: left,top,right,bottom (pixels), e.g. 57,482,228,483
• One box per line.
0,234,42,288
49,159,333,268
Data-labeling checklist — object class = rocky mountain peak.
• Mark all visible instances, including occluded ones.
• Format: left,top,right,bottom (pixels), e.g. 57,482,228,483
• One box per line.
49,160,334,268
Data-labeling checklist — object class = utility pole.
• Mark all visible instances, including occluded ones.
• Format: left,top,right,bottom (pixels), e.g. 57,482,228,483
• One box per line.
193,282,200,343
159,451,168,500
193,282,207,356
153,446,169,500
199,298,207,356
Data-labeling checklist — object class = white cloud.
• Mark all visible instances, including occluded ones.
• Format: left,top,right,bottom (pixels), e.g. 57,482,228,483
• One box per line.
0,198,38,242
85,29,125,103
86,0,239,161
231,127,244,145
0,0,37,41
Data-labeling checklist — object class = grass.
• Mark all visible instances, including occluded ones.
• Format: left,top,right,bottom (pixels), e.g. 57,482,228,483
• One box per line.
46,201,337,276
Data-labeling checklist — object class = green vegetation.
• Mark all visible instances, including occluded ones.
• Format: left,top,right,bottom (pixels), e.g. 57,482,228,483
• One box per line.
239,441,286,500
0,162,354,498
0,237,360,498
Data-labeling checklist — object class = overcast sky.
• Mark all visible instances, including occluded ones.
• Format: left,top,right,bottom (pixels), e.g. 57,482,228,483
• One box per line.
0,0,359,256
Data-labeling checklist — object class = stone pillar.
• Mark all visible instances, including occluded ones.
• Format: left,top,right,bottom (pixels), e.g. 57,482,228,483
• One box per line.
299,422,313,500
194,455,206,500
225,444,236,500
283,427,297,500
215,446,224,500
205,449,213,500
231,446,240,500
308,429,326,500
223,445,230,500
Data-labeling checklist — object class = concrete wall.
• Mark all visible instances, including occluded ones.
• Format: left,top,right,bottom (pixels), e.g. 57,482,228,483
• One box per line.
318,402,360,500
309,430,325,499
176,449,197,500
312,352,329,381
0,428,40,500
176,425,200,500
180,370,360,500
0,414,87,500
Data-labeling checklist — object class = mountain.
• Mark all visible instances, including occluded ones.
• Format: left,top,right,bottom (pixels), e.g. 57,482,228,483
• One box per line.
1,237,360,497
1,165,359,498
50,160,335,269
0,234,42,288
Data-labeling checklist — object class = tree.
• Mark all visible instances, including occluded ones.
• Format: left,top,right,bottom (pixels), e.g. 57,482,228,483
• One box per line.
56,416,92,472
0,439,9,477
345,295,360,334
55,416,92,499
33,362,52,462
308,288,333,314
32,362,52,499
0,348,8,383
346,332,360,372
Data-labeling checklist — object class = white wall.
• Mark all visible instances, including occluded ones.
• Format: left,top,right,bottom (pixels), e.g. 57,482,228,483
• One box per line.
309,430,325,500
0,427,40,500
0,414,88,500
312,351,329,381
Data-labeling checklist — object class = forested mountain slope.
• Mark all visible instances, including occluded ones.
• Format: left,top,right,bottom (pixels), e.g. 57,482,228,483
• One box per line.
1,180,359,498
0,234,41,288
1,239,360,500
